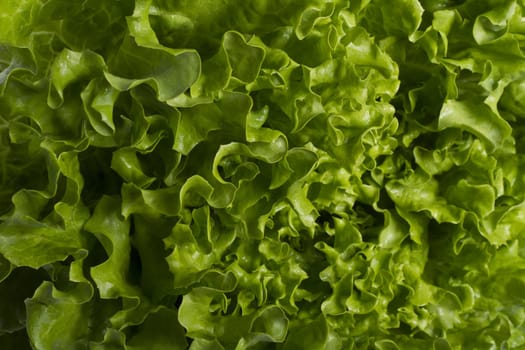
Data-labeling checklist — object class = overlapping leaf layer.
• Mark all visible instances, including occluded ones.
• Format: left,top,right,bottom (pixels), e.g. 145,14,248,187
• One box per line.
1,0,525,349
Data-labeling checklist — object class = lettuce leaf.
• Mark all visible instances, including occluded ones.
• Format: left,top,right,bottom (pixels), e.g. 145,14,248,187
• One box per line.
1,0,525,349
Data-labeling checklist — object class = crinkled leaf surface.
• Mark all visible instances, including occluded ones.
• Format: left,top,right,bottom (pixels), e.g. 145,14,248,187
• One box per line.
1,0,525,349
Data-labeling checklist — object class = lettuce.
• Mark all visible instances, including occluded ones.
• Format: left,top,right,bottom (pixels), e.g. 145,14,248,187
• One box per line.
1,0,525,349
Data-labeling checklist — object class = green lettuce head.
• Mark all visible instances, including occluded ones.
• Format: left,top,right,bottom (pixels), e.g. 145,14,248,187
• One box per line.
1,0,524,349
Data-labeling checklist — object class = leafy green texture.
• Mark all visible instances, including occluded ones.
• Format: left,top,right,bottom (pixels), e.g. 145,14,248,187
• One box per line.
1,0,525,349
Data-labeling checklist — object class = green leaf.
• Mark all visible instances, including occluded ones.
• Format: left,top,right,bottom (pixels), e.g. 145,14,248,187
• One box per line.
363,0,424,38
85,196,139,299
1,0,525,348
105,36,200,101
438,99,512,152
26,282,91,350
0,216,85,269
